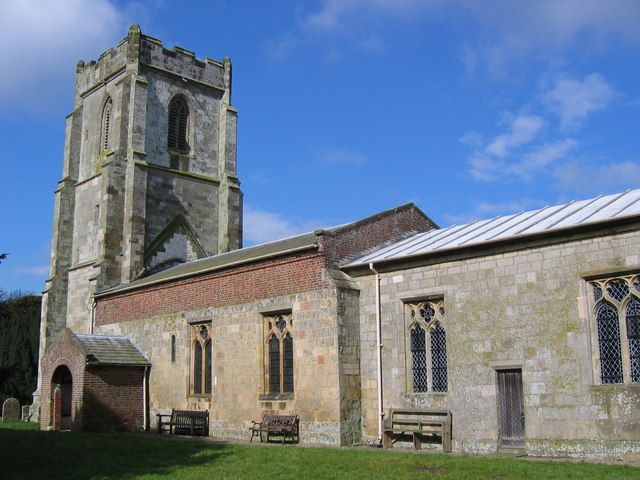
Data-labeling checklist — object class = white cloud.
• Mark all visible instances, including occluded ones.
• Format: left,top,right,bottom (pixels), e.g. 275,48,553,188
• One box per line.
295,1,640,71
459,131,483,148
462,0,640,76
243,205,324,245
0,0,129,111
542,73,616,129
14,265,50,276
485,115,544,158
508,139,579,179
476,199,540,215
263,35,299,61
556,160,640,193
317,148,368,165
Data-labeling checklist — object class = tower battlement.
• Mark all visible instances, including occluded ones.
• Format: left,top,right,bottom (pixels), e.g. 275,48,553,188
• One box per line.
74,25,231,103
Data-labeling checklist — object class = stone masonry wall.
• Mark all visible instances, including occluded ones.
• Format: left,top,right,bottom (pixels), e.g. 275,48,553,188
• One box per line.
355,227,640,460
97,288,346,445
144,168,220,258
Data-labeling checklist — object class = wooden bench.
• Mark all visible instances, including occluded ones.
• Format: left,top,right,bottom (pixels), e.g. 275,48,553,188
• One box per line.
157,409,209,437
383,408,451,452
250,414,299,445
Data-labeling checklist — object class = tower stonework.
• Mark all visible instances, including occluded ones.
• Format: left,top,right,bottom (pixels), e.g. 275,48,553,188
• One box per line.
33,25,242,417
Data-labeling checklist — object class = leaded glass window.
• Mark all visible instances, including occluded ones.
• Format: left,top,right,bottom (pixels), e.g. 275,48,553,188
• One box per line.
406,300,448,393
626,298,640,383
590,275,640,385
191,322,212,395
430,323,448,392
410,325,427,392
264,313,294,394
597,303,623,384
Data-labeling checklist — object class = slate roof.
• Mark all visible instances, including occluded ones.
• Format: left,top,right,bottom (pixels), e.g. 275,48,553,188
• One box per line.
75,334,149,366
343,189,640,268
95,203,423,297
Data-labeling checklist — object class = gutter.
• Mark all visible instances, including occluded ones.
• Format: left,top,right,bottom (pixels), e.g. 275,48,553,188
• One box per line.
369,262,384,447
94,243,318,298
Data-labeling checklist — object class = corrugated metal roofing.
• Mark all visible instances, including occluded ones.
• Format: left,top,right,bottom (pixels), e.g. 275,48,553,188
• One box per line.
75,334,149,366
343,189,640,267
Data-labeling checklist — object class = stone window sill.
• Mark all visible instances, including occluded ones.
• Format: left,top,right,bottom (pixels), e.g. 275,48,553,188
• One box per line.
187,394,212,399
402,391,448,397
258,392,294,401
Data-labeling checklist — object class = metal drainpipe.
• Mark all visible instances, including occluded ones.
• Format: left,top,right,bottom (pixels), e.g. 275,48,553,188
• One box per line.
90,299,96,334
369,262,384,446
143,365,149,431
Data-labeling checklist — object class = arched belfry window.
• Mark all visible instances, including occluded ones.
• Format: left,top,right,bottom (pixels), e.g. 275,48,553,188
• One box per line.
406,300,448,393
168,96,189,151
191,323,212,395
100,97,113,152
590,275,640,384
264,313,294,394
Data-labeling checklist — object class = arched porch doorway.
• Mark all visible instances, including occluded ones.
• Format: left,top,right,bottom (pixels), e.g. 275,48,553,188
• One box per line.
52,365,73,430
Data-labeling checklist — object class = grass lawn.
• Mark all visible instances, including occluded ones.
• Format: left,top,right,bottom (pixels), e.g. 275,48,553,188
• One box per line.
0,422,637,480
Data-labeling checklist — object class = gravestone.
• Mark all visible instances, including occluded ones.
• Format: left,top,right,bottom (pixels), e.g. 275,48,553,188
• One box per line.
2,397,20,421
21,405,31,421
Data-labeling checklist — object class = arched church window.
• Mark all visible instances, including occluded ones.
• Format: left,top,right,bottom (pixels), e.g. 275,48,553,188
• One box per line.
405,300,448,393
264,313,294,394
100,97,113,152
191,323,212,395
590,275,640,384
168,96,189,152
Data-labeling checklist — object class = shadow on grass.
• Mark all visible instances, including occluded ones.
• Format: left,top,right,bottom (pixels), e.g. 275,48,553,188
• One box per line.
0,422,228,480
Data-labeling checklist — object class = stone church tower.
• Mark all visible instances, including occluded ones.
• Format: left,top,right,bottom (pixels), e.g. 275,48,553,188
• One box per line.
33,25,242,414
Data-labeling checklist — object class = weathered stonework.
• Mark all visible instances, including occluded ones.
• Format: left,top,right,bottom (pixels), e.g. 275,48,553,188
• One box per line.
92,205,434,443
34,25,242,420
347,224,640,460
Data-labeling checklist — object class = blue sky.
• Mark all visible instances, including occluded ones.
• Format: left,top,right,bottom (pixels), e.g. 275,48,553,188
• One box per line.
1,0,640,293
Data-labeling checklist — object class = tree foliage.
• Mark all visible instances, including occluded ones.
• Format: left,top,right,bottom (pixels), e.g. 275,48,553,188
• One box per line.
0,290,41,406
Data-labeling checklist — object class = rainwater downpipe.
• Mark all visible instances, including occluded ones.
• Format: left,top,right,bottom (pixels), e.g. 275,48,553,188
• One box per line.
143,365,149,431
90,299,96,335
369,262,384,446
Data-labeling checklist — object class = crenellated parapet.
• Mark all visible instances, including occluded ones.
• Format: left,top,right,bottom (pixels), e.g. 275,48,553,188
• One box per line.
73,25,230,102
139,35,229,92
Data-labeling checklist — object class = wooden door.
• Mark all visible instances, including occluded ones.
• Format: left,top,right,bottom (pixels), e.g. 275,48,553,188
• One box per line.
496,369,525,447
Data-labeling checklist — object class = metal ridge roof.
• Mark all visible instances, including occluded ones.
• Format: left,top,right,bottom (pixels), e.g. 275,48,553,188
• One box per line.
343,189,640,268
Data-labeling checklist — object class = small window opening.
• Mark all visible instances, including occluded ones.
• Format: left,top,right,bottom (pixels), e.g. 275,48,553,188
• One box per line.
101,98,113,152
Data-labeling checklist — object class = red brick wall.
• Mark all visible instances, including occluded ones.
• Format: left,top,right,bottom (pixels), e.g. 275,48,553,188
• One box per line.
40,329,86,431
82,366,145,432
96,250,327,325
95,205,434,325
40,329,145,432
323,205,436,265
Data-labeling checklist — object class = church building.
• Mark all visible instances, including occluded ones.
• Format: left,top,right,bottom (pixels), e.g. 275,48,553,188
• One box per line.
35,26,640,461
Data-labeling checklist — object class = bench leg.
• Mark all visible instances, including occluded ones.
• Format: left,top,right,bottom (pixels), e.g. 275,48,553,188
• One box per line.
412,432,421,450
442,425,452,453
383,432,393,449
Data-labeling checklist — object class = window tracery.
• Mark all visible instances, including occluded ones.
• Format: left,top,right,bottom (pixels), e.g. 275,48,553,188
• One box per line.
264,313,293,394
406,300,448,392
590,275,640,384
191,323,212,395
